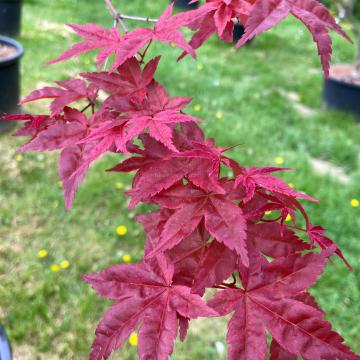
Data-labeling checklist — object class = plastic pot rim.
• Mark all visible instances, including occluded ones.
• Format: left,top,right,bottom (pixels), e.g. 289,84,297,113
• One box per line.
326,63,360,91
0,35,23,67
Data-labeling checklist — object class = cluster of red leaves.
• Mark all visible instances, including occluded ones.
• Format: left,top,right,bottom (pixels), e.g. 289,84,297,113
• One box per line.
1,1,359,360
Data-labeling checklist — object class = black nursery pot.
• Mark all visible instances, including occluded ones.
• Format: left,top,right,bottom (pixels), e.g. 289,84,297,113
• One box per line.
323,74,360,117
172,0,199,10
0,35,24,132
0,324,12,360
0,0,22,37
232,24,253,45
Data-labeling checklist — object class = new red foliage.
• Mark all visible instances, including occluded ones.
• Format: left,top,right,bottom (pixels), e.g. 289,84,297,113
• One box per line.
1,0,359,359
83,254,216,360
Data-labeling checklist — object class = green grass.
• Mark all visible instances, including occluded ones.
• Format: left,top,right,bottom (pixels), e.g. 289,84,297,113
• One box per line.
1,0,360,358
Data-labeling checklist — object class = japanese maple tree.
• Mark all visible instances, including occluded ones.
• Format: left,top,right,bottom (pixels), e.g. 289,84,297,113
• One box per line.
1,0,360,359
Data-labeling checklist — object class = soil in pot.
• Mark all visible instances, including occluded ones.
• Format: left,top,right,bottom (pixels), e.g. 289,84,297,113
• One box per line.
0,43,17,59
0,36,23,133
323,64,360,116
329,64,360,86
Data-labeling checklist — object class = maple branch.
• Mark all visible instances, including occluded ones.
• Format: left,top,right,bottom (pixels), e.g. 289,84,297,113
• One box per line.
104,0,240,26
117,14,158,23
220,281,237,289
212,285,228,290
80,102,92,113
103,0,156,30
139,40,153,64
116,13,240,25
103,0,128,33
231,273,237,285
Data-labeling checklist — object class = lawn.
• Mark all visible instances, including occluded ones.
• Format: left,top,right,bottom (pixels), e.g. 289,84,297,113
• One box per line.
0,0,360,358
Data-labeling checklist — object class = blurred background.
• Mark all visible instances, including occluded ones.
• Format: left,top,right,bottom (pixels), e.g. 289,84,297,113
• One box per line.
0,0,359,358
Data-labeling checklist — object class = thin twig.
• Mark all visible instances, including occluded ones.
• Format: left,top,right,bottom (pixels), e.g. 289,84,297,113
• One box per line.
104,0,239,26
118,14,158,23
117,13,239,25
139,39,153,64
103,0,128,33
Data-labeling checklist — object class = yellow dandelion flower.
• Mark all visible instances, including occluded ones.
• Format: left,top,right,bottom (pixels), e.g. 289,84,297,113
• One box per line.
265,211,272,215
194,104,201,112
115,181,124,190
84,58,91,65
275,156,284,165
350,198,359,208
288,182,295,188
197,63,204,71
57,180,63,189
285,214,292,222
38,249,48,258
215,111,223,120
123,254,132,263
60,260,70,269
50,264,60,273
116,225,128,236
15,154,23,162
129,332,138,347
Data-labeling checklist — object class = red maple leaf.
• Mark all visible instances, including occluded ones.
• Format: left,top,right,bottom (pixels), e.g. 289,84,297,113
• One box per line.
109,131,228,206
83,254,216,360
138,209,211,287
192,239,237,295
16,107,89,153
0,113,53,137
209,248,359,360
176,0,254,58
247,221,310,258
48,5,195,72
57,109,108,208
20,78,97,115
47,23,124,68
307,224,352,269
247,191,310,226
97,81,201,151
146,181,248,266
234,166,317,203
137,208,239,293
81,56,160,104
270,339,297,360
237,0,352,77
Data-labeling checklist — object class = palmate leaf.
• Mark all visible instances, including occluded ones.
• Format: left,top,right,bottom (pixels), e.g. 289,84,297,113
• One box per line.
110,130,229,206
148,182,248,267
192,240,237,295
48,5,195,72
236,0,352,77
209,248,360,360
307,224,352,269
83,254,216,360
0,113,54,137
234,166,317,203
20,78,97,115
100,81,201,153
247,222,311,258
176,0,255,58
81,56,160,104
